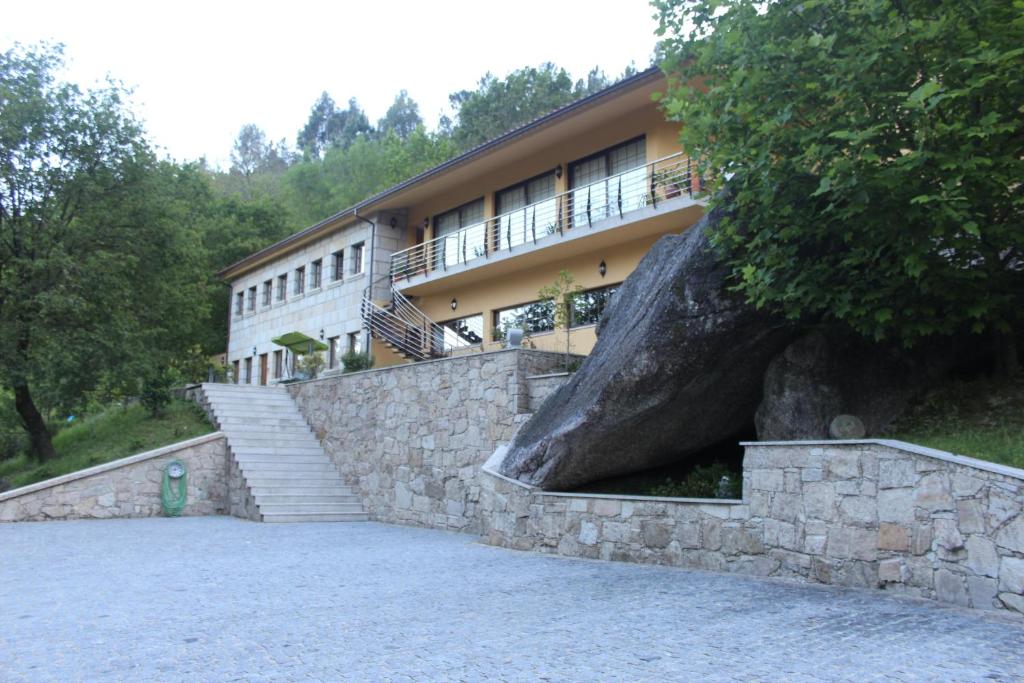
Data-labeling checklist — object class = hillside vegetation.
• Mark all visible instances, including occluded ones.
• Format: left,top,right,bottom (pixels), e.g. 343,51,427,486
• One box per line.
0,400,213,491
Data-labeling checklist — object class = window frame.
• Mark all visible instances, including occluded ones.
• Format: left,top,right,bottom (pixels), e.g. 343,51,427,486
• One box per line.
310,259,322,289
246,286,257,312
569,283,620,328
491,299,557,341
294,266,306,294
276,274,287,301
262,280,272,307
331,250,344,282
351,243,365,275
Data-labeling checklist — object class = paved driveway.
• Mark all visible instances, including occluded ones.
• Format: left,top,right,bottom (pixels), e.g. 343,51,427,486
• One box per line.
1,517,1022,682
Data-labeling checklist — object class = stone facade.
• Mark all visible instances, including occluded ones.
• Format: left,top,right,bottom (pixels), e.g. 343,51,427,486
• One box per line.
287,349,566,532
476,441,1024,616
0,433,229,522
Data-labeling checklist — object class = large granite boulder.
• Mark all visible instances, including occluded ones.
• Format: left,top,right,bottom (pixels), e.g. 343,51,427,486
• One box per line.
499,206,800,489
755,330,957,440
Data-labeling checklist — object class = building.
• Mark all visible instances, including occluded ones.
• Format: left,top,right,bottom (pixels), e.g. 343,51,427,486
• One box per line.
219,67,706,383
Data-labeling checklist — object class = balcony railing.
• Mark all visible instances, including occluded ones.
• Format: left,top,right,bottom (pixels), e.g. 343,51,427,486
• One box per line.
390,152,697,281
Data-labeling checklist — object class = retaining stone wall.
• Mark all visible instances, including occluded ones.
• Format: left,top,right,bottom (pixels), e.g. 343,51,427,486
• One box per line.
478,441,1024,616
287,349,566,532
0,433,229,522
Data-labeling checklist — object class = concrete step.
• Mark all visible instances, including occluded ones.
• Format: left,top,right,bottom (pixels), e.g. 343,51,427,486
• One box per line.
254,494,361,505
258,503,366,514
245,476,346,487
261,512,368,523
234,454,332,465
228,446,324,457
250,485,355,497
216,416,311,427
225,434,319,444
240,467,343,479
239,462,336,473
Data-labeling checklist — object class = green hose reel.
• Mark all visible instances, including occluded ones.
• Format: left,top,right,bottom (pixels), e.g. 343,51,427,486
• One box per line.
161,459,188,517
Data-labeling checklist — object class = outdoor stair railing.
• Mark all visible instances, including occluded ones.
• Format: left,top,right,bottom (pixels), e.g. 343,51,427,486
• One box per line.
360,287,475,361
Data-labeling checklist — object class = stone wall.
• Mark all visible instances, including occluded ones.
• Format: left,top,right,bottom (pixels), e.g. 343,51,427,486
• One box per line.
476,440,1024,616
0,433,229,522
526,373,571,412
287,349,566,532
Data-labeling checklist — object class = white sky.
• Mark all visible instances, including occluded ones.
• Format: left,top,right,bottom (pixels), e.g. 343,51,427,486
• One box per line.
2,0,661,169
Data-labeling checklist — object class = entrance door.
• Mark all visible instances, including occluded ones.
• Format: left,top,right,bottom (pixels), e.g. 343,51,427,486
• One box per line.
259,353,268,386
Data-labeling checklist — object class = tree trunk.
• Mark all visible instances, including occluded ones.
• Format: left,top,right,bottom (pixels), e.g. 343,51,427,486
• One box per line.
994,330,1020,378
13,382,57,462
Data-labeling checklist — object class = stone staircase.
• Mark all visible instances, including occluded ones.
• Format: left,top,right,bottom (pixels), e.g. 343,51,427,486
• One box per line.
199,383,367,522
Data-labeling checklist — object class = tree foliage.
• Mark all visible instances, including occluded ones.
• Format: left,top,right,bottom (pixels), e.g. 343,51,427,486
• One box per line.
655,0,1024,355
296,92,373,157
378,90,423,140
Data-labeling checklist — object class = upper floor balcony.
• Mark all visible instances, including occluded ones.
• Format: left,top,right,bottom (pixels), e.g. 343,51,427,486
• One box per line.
389,152,704,288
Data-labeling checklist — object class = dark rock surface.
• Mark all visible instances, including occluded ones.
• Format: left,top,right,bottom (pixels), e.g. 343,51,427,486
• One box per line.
498,206,799,490
755,330,956,440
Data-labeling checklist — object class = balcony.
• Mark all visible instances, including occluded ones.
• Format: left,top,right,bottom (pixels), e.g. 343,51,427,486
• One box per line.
390,152,703,287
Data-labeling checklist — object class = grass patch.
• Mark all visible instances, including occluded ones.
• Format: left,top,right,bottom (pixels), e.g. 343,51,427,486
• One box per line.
0,399,213,490
884,375,1024,470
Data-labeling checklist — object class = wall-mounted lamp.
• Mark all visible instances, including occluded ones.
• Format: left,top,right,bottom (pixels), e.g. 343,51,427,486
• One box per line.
252,346,257,357
450,298,458,311
389,216,398,229
598,260,607,278
554,164,563,179
319,329,325,340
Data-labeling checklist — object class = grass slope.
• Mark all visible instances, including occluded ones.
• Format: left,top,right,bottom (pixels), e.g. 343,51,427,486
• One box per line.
0,399,214,490
885,375,1024,470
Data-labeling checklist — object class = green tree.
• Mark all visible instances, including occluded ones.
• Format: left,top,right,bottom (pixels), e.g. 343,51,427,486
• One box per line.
0,44,209,459
378,90,423,140
656,0,1024,372
296,92,372,157
538,270,583,371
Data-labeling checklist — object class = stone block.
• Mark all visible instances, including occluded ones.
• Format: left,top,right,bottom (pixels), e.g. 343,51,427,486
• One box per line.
995,515,1024,553
784,470,801,493
933,518,965,552
602,521,632,544
989,489,1021,527
935,568,970,607
879,458,917,489
966,575,999,610
568,498,588,513
750,469,784,492
804,534,827,556
803,482,837,520
952,472,986,498
800,468,823,483
910,525,933,556
825,451,861,480
999,592,1024,614
877,488,915,524
877,523,910,552
956,498,986,535
914,472,954,513
770,548,811,575
675,521,701,549
763,519,797,550
641,520,672,549
839,496,877,525
720,525,764,555
578,520,599,545
999,557,1024,594
827,526,877,561
702,518,722,551
592,499,621,517
879,559,905,583
964,536,999,578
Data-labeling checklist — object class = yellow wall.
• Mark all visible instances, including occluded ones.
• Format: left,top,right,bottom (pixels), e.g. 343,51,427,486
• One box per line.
405,106,683,248
408,230,679,358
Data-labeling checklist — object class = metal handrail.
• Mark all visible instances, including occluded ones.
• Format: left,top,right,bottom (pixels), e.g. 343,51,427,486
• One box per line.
390,152,696,280
361,287,476,361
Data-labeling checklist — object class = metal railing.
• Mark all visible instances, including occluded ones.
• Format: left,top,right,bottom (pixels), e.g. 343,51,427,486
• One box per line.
390,152,696,281
361,287,477,361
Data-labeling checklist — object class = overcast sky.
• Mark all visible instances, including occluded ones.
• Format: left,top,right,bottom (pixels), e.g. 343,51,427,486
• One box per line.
3,0,661,168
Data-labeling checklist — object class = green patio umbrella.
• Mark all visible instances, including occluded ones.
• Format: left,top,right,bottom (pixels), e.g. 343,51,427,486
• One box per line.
271,331,329,355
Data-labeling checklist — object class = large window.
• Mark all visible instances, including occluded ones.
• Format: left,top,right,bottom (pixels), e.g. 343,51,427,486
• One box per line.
351,243,365,275
495,173,557,250
310,259,322,289
492,300,556,341
570,284,619,328
331,251,344,281
434,198,484,268
246,286,256,312
294,266,305,294
262,280,272,307
235,292,244,316
433,314,484,353
277,274,287,301
570,136,646,226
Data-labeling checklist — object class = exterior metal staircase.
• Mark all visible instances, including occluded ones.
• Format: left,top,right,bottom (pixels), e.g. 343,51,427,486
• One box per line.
199,383,367,522
360,287,474,362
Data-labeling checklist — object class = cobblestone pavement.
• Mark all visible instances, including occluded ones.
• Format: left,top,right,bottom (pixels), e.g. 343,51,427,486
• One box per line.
2,517,1022,682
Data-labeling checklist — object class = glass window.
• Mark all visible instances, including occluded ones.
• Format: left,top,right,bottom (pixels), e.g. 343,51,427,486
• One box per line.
277,274,287,301
310,259,322,289
332,251,344,281
247,286,256,311
243,357,252,384
433,198,485,268
570,284,620,328
235,292,244,315
295,267,305,294
232,360,240,384
433,314,483,353
262,280,272,306
347,332,362,355
351,243,365,275
273,350,283,379
492,300,556,341
495,173,557,250
328,336,339,369
570,137,646,226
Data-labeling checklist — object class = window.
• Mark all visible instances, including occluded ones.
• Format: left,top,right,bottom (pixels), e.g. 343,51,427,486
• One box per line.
433,198,484,268
570,284,620,328
328,336,339,369
247,286,256,311
492,300,556,341
433,314,483,354
310,259,322,289
243,357,253,384
235,292,244,316
570,136,646,226
295,266,305,294
495,173,557,250
276,274,287,301
262,280,272,306
273,350,283,379
347,332,362,355
232,360,240,384
351,243,365,275
331,251,344,281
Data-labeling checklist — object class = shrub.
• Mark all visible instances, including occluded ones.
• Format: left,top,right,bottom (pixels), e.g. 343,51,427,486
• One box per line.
341,351,374,373
296,351,326,380
140,370,176,417
648,462,741,499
